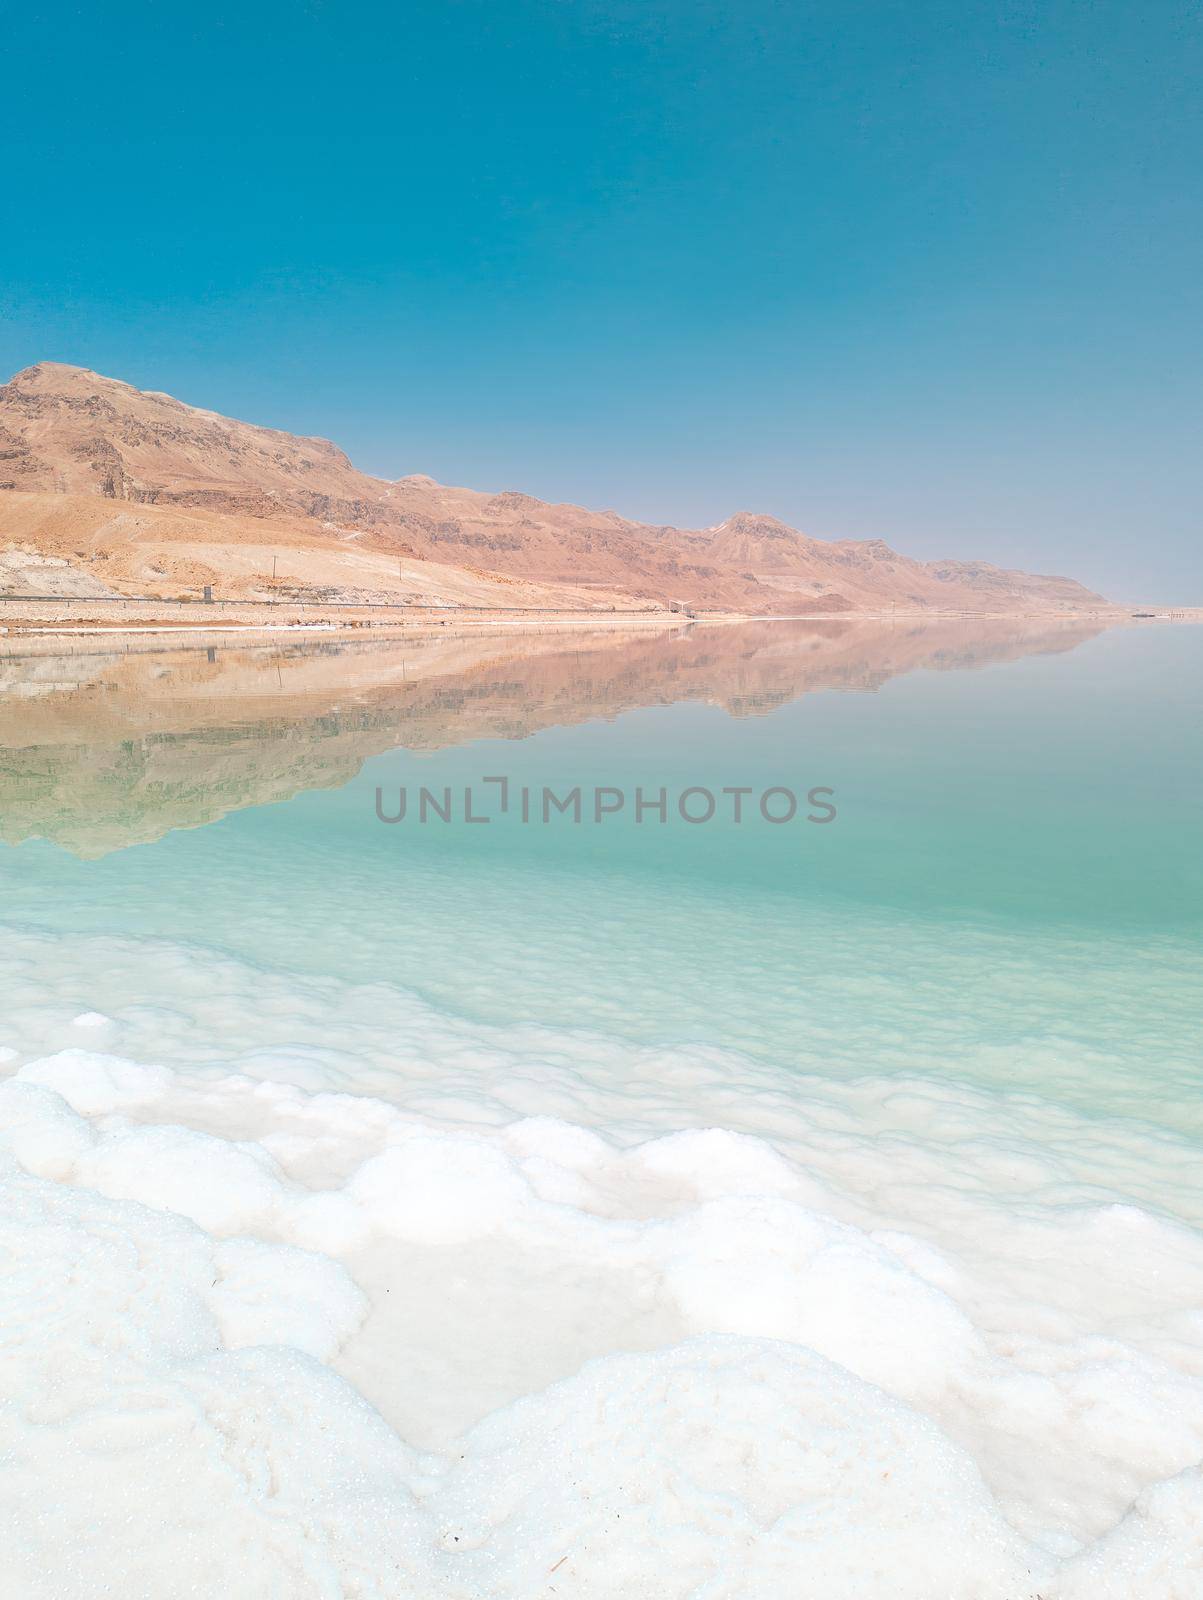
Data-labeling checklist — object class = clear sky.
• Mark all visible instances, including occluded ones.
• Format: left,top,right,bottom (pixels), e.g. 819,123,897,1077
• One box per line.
2,1,1200,600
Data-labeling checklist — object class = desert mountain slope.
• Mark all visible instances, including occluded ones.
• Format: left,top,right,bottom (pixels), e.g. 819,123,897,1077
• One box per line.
0,361,374,510
0,492,647,611
0,362,1110,614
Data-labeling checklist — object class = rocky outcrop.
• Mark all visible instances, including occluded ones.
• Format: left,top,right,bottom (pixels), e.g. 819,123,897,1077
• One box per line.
0,362,1111,615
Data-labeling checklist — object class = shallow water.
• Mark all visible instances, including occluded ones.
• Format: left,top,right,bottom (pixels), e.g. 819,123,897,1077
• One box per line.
2,617,1202,1597
3,618,1200,1113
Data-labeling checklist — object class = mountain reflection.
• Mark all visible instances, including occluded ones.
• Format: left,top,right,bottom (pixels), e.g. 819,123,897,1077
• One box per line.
0,617,1106,857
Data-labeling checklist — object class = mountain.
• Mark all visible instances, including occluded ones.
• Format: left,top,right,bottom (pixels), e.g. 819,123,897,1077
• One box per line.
0,362,1109,614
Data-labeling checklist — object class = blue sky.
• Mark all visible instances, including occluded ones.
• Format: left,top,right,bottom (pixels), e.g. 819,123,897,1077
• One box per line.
2,0,1199,600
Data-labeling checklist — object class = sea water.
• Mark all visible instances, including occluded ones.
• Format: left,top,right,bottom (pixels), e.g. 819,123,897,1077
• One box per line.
1,618,1201,1597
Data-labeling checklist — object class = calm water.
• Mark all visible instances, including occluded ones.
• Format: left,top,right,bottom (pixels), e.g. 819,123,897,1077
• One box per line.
1,616,1200,1131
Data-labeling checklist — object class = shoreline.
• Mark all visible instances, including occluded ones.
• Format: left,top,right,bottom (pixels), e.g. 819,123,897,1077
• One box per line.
1,601,1190,645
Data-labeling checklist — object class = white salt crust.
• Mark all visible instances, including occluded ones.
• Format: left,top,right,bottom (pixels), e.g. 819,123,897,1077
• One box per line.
2,930,1203,1595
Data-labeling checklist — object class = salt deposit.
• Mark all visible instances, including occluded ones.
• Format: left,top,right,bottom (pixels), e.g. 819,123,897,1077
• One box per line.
3,924,1203,1595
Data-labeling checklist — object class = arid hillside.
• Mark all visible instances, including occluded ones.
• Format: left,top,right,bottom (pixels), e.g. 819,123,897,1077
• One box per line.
0,362,1111,615
0,492,648,611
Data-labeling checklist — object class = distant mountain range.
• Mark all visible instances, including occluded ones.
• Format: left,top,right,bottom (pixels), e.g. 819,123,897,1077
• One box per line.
0,362,1109,614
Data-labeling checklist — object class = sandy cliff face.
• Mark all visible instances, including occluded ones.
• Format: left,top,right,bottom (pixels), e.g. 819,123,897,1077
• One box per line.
0,362,373,510
0,362,1109,614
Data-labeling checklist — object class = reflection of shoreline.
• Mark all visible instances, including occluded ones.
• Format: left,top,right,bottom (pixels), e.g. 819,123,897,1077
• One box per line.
0,618,686,664
1,617,1109,857
0,611,691,644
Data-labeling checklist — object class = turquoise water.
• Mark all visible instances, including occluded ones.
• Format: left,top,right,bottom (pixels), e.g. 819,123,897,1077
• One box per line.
2,619,1200,1128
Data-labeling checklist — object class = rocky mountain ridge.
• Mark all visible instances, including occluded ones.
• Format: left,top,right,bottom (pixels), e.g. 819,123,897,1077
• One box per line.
0,362,1110,614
